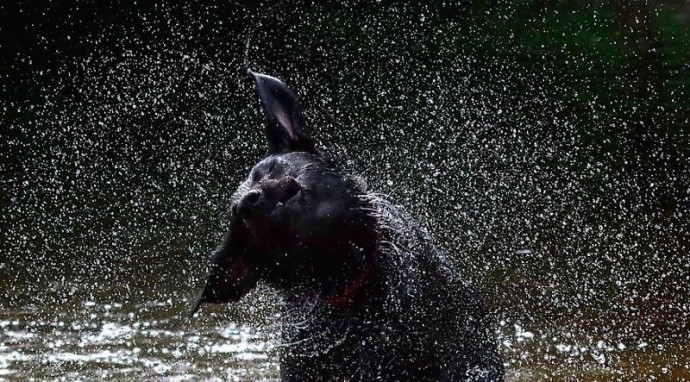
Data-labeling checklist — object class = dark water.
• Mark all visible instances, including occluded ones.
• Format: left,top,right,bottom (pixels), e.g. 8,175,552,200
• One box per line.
1,1,689,380
2,279,689,381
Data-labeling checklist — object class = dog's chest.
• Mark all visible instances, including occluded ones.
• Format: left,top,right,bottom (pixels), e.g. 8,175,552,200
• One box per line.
278,302,437,381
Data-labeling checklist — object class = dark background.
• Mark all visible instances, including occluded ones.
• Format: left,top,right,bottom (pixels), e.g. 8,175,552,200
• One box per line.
1,0,689,345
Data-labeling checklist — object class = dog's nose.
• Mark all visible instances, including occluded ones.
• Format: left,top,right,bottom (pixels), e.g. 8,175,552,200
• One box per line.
243,190,262,206
238,177,301,217
238,190,265,216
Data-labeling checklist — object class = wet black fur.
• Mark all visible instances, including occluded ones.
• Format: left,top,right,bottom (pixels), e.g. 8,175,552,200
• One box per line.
191,72,504,381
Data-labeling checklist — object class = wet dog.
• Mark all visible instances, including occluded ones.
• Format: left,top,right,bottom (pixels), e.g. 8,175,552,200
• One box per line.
190,72,504,381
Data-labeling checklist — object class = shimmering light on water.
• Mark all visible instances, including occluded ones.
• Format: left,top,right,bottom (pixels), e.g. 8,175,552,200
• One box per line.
0,290,279,381
2,291,688,381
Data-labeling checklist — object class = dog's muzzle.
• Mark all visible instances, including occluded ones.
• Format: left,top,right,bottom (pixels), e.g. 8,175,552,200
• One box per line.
237,177,301,217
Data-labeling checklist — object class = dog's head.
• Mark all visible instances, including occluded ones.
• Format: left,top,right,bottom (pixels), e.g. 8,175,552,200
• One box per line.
190,72,375,316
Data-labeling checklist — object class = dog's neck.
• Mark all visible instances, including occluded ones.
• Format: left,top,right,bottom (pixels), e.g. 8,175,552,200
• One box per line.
326,247,380,309
329,252,377,308
327,219,381,309
280,215,381,309
278,246,380,311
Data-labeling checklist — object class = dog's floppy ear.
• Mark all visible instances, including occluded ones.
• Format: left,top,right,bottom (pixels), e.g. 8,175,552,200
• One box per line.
189,216,261,317
249,71,317,155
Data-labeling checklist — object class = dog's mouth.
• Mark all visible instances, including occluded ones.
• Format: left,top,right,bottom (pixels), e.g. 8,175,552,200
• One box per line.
189,255,257,317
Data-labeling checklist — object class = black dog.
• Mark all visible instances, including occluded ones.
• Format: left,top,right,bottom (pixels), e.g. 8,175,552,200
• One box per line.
190,72,504,381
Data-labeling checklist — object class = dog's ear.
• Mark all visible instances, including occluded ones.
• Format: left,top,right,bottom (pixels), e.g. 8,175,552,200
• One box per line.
249,71,317,155
189,216,261,317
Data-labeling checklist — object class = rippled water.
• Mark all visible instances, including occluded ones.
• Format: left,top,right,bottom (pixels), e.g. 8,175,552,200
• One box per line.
1,282,279,381
2,279,687,381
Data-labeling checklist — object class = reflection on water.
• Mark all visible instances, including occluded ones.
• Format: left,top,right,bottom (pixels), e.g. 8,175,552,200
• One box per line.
1,280,687,381
0,284,279,381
